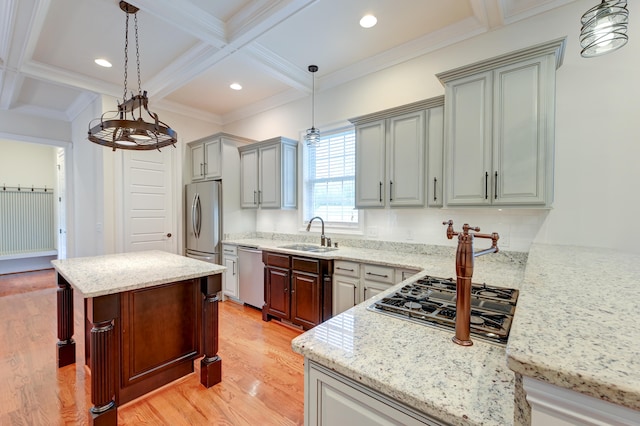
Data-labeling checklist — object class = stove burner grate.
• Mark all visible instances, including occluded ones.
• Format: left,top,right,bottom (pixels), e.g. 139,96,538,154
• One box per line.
369,276,518,346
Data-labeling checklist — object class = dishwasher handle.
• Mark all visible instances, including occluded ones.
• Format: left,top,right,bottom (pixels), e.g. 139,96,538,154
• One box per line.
238,246,261,254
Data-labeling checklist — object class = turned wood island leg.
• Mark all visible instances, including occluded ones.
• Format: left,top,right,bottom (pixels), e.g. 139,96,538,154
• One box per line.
87,294,119,426
200,275,222,388
56,274,75,367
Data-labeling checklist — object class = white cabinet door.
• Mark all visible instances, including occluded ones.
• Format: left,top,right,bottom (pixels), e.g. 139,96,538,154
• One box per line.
426,106,444,207
190,143,205,181
388,111,425,207
223,255,238,298
363,280,392,301
203,139,222,180
355,120,386,207
492,56,552,205
258,143,281,208
240,148,259,208
306,361,443,426
333,275,359,316
445,71,493,205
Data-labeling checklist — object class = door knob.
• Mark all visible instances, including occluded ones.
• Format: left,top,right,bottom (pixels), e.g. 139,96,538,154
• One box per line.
166,233,172,238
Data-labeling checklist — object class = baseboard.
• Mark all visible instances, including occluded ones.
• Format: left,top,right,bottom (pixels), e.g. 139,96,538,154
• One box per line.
0,253,57,275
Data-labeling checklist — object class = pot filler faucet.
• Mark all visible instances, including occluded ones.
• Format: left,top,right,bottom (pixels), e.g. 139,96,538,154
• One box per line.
306,216,328,246
443,220,499,346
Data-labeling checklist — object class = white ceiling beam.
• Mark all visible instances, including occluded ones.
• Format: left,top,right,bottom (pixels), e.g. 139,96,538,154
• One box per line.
21,60,122,99
243,43,310,92
126,0,227,48
226,0,317,48
144,43,228,100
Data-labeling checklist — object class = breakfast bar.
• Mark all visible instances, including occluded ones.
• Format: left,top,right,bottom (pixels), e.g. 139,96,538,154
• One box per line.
52,250,225,425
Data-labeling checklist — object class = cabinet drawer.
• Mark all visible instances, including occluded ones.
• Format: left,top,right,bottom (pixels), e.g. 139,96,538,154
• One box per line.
363,264,394,284
222,244,237,256
334,260,360,278
263,252,290,268
292,256,320,274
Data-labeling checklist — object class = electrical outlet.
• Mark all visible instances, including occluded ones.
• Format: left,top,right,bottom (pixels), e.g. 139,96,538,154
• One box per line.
367,226,378,238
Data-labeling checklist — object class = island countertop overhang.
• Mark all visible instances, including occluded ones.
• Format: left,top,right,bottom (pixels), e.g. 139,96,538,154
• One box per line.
51,250,225,298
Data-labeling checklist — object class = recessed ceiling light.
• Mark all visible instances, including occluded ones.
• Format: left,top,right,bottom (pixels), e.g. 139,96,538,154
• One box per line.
94,58,112,68
360,14,377,28
230,83,242,90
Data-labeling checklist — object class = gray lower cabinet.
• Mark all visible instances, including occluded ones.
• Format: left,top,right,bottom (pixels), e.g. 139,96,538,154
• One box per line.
305,361,446,426
222,244,238,299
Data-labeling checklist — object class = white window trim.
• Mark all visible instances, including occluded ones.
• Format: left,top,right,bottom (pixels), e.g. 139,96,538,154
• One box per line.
299,125,364,236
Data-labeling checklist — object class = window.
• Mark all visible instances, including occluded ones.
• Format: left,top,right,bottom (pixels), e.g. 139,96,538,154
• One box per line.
304,128,358,227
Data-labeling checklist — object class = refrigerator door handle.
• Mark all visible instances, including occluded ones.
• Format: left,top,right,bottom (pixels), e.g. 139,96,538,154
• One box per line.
195,193,202,239
191,192,199,239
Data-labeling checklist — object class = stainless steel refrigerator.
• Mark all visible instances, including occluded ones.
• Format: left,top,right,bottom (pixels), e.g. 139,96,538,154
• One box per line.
185,180,221,264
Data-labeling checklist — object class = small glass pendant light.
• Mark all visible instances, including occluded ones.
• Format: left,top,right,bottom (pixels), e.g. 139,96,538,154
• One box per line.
305,65,320,146
580,0,629,58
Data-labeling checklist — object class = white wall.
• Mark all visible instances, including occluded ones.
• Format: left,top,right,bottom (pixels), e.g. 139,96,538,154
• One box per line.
224,0,640,254
0,139,57,189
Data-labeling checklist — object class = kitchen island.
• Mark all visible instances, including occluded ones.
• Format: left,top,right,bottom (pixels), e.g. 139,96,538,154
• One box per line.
52,250,225,425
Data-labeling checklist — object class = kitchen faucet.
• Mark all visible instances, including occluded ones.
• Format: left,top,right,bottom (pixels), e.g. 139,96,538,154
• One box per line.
306,216,327,246
443,220,499,346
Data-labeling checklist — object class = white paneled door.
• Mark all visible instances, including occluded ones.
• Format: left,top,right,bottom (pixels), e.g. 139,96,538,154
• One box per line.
122,149,176,253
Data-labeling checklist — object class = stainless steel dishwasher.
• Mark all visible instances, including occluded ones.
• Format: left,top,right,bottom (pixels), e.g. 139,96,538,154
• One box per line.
238,246,264,309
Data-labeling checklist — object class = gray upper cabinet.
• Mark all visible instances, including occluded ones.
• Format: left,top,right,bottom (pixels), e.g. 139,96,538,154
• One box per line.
238,137,297,209
350,96,444,209
190,138,221,181
189,133,254,183
426,106,444,207
437,38,566,207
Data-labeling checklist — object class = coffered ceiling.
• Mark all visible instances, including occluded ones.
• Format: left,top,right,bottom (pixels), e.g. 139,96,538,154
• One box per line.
0,0,577,125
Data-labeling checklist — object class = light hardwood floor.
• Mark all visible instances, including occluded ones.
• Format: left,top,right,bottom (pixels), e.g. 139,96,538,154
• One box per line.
0,269,305,425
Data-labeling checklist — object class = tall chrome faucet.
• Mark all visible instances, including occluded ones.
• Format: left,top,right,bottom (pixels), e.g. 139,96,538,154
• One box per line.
443,220,499,346
306,216,327,246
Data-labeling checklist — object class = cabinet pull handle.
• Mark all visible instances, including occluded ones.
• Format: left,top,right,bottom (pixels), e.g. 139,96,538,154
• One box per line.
233,260,236,275
204,162,208,176
200,163,204,176
253,190,257,205
258,190,262,204
389,180,393,202
433,177,437,202
353,285,357,306
336,267,355,272
494,171,498,200
484,171,489,200
379,181,382,203
366,272,389,278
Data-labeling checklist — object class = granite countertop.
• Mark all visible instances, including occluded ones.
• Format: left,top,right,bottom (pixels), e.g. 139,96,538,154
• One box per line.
506,243,640,411
225,235,527,425
227,235,640,422
223,237,526,290
51,250,225,298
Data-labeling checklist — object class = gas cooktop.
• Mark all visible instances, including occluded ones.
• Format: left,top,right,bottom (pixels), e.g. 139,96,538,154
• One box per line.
368,275,519,345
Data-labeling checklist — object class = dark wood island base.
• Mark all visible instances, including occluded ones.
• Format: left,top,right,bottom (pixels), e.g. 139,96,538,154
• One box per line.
54,255,223,426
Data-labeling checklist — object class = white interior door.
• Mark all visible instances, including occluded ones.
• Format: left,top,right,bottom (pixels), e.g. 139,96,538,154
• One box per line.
123,149,176,253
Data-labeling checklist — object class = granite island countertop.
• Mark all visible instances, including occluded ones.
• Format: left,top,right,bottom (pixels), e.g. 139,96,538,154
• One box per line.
225,235,527,425
506,243,640,412
51,250,225,298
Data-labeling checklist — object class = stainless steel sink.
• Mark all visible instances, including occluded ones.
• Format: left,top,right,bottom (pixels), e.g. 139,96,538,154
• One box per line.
278,244,338,253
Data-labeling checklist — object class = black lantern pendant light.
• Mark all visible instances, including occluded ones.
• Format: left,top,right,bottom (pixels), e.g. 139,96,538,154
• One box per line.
305,65,320,147
88,1,177,151
580,0,629,58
